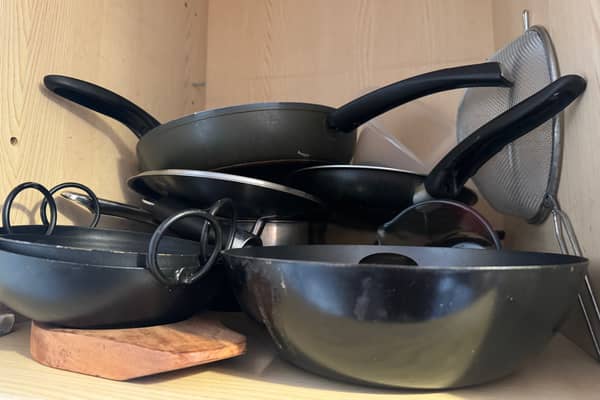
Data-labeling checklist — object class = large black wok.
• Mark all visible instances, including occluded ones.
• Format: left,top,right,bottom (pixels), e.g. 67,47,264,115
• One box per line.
43,63,511,176
223,245,587,389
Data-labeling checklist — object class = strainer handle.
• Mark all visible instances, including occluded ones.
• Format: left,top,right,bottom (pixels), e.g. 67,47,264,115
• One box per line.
424,75,586,199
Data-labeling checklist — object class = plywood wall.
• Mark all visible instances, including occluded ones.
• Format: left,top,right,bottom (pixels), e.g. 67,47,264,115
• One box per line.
0,0,207,226
206,0,495,166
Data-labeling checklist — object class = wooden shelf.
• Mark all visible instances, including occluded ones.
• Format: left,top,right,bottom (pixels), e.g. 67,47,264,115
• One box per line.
0,313,599,400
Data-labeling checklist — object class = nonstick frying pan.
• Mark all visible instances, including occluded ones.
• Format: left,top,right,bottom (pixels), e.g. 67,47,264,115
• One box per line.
43,63,511,178
223,245,587,388
128,169,326,219
288,75,586,225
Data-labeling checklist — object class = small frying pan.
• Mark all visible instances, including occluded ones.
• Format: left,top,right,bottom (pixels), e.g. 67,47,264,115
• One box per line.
127,170,326,219
288,75,586,226
43,63,511,180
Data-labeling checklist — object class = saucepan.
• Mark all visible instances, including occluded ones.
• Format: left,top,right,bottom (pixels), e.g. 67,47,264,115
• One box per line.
59,192,326,246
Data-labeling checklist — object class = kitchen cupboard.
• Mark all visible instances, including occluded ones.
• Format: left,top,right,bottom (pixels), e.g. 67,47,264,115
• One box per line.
0,0,599,398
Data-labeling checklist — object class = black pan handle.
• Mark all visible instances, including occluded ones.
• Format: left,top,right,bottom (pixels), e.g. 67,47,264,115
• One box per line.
43,75,161,138
424,75,586,199
327,62,512,132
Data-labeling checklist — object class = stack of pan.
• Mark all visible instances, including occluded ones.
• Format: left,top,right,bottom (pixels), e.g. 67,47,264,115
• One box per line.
33,58,592,390
45,61,516,239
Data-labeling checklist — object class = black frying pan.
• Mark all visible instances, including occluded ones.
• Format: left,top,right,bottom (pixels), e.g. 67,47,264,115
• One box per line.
288,75,586,225
43,63,511,179
223,244,587,388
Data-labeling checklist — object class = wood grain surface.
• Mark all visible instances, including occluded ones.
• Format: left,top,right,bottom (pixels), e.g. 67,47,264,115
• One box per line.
0,0,207,228
30,315,246,380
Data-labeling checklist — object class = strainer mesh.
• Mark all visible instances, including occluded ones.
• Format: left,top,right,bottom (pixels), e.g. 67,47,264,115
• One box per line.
457,28,558,222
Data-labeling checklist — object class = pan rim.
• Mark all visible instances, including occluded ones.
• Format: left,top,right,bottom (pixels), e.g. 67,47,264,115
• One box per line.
0,245,163,270
223,245,588,270
128,169,325,206
146,102,336,135
291,164,425,178
0,225,204,266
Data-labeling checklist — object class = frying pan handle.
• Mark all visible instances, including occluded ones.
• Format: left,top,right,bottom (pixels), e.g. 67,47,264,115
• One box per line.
327,62,512,132
43,75,160,138
424,75,586,199
63,191,209,239
61,191,156,225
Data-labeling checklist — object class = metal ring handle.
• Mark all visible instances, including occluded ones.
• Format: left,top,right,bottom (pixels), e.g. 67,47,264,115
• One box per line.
147,209,223,286
201,198,237,260
377,199,502,250
2,182,58,235
40,182,101,228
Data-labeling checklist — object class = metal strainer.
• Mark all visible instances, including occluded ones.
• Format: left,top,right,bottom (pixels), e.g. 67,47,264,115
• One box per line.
457,11,559,224
458,10,600,361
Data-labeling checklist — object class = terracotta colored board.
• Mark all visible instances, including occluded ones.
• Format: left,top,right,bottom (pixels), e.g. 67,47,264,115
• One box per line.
30,315,246,381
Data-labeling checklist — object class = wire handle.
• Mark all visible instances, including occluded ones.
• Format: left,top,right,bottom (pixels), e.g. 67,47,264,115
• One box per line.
40,182,101,228
198,198,238,264
2,182,58,235
147,209,223,286
546,194,600,358
377,199,502,250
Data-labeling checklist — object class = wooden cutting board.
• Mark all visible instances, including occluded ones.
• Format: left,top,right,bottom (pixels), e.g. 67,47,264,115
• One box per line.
30,315,246,381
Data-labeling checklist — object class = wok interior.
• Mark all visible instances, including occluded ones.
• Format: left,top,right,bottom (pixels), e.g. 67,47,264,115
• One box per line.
225,245,586,268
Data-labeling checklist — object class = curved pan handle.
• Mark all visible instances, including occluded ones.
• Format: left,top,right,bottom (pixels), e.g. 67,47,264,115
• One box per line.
327,62,512,132
62,191,261,248
62,191,205,237
61,191,156,225
423,75,586,199
43,75,160,138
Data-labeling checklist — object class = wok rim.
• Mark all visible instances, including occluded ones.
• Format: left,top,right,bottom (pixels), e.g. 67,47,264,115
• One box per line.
223,245,588,271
